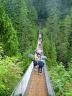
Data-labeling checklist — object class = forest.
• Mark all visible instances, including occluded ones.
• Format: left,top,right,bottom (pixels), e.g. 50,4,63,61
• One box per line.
0,0,72,96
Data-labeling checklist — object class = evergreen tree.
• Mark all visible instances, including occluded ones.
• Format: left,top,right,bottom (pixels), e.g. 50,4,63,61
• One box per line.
0,6,18,56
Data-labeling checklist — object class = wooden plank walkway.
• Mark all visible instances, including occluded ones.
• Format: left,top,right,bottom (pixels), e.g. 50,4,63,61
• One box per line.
26,32,48,96
27,68,48,96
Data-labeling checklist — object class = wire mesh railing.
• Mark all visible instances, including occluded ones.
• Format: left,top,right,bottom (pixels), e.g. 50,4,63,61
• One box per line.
44,63,55,96
11,62,33,96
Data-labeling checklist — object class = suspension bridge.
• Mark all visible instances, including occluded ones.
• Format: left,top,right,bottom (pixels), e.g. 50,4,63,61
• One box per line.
11,32,55,96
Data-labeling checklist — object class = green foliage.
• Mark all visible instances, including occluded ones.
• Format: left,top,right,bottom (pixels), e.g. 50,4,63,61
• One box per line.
0,0,38,95
68,59,72,78
47,63,72,96
0,43,32,96
0,7,18,56
42,1,72,95
0,55,22,96
0,0,38,53
43,27,57,68
0,0,38,54
32,0,48,20
19,50,32,74
0,0,72,96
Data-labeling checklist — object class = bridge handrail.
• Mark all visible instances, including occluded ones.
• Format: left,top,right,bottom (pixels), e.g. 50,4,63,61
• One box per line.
44,63,55,96
11,62,33,96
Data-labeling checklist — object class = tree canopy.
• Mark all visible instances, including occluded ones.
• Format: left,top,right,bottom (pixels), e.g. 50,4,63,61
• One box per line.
0,0,72,96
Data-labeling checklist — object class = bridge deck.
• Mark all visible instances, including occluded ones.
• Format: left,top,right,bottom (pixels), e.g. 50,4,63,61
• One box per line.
27,68,48,96
11,32,55,96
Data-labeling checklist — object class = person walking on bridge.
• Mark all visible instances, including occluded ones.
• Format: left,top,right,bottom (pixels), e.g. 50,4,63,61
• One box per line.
32,52,39,68
38,59,44,73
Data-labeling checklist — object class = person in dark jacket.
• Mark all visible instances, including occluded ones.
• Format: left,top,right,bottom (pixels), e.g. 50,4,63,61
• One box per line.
38,60,44,73
32,59,37,68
